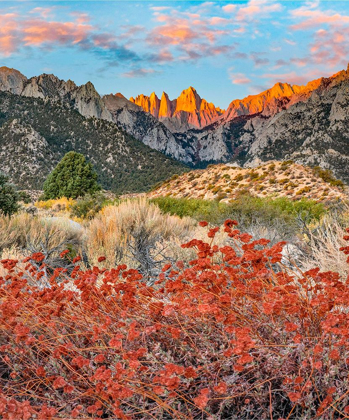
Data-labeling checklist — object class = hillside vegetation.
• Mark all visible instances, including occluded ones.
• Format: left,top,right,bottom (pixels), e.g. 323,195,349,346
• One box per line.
150,161,348,203
0,92,187,193
1,200,349,419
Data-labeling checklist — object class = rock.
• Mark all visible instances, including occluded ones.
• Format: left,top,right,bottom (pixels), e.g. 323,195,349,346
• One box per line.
25,206,38,216
130,86,224,131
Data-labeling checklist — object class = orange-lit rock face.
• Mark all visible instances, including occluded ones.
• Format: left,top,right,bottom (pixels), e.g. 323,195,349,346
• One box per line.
223,79,324,121
129,68,348,131
130,87,224,130
130,93,160,118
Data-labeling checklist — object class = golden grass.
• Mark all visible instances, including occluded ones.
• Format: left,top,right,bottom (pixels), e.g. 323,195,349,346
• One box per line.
86,198,197,268
0,213,84,262
301,214,349,277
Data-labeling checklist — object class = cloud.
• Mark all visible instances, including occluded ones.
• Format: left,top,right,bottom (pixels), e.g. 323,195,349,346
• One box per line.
250,52,269,67
0,12,93,54
22,19,94,47
284,39,296,46
274,59,289,68
222,4,237,14
261,69,324,86
236,0,282,22
209,17,231,26
290,6,349,31
29,7,55,19
288,3,349,71
146,8,235,62
308,27,349,68
230,72,251,84
148,13,228,46
150,6,171,12
0,11,144,68
178,43,233,62
122,68,159,78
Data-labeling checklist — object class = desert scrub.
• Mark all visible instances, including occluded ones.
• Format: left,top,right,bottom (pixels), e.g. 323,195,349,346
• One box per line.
86,198,195,279
312,166,345,189
35,197,75,211
2,222,349,418
70,193,110,220
151,195,326,243
0,213,83,280
296,186,312,195
150,196,230,223
0,172,20,216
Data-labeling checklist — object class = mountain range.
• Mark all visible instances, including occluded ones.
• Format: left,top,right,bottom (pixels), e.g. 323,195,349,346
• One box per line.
0,64,349,189
129,87,224,132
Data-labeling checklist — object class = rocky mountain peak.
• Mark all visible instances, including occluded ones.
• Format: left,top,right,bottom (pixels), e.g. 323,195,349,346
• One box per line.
175,86,201,114
0,67,27,95
129,87,223,130
158,92,173,118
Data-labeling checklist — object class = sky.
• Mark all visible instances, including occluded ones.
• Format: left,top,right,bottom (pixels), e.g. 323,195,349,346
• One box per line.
0,0,349,108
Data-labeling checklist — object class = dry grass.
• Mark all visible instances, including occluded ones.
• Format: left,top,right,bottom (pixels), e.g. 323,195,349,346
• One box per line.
301,214,349,277
0,213,84,266
87,198,197,276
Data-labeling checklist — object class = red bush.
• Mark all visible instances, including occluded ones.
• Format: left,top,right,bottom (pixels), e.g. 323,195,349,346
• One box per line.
1,222,349,419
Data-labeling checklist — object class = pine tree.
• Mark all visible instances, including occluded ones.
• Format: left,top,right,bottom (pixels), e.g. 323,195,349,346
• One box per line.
0,173,19,216
43,152,101,199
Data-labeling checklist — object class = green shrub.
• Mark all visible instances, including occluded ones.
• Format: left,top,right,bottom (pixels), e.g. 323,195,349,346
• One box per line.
312,166,345,189
150,196,229,224
43,151,101,199
18,191,31,204
70,192,108,220
0,173,19,216
151,195,326,239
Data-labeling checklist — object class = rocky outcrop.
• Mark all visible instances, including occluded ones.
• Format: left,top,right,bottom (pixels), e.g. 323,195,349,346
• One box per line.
0,67,27,95
0,67,191,163
223,80,323,121
199,65,349,182
22,74,113,121
103,94,192,163
130,87,224,131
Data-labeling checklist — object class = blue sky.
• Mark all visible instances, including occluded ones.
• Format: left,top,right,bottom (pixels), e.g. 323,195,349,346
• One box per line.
1,1,349,108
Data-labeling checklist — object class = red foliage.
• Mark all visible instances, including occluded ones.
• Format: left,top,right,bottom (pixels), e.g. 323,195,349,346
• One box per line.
1,223,349,418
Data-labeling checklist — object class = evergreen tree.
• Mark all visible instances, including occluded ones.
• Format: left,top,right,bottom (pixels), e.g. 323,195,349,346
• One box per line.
43,152,101,199
0,173,19,216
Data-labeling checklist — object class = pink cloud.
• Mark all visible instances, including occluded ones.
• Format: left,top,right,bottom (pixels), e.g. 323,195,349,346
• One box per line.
222,4,237,14
287,4,349,72
151,49,174,63
148,12,228,48
261,69,327,86
209,17,231,26
290,8,349,31
30,7,55,19
0,12,94,55
21,19,94,46
229,72,251,84
236,0,282,21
